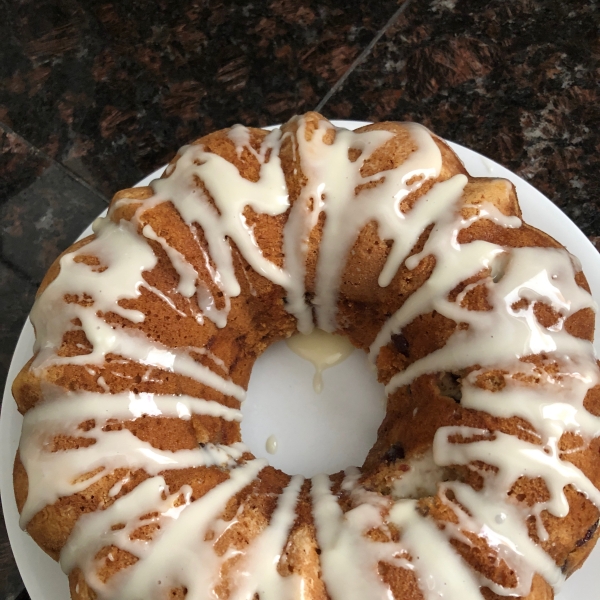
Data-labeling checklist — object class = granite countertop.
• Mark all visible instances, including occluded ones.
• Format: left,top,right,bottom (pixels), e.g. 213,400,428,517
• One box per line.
1,1,599,598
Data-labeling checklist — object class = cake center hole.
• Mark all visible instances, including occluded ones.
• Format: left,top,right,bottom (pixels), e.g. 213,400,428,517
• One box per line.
242,330,386,477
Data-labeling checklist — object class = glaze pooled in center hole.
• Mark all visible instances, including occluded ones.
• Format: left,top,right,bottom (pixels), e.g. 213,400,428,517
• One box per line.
285,329,355,393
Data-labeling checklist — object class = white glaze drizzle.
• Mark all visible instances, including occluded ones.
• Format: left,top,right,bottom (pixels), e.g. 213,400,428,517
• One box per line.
389,500,483,600
438,480,562,595
296,121,444,331
228,124,253,159
285,328,355,393
29,217,244,400
391,448,448,500
17,116,600,600
362,176,598,596
141,224,198,298
228,475,304,600
311,471,403,600
149,130,290,298
265,434,278,455
375,247,596,395
19,390,244,526
61,459,267,599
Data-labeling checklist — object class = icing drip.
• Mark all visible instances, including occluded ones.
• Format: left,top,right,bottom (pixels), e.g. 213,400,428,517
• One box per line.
141,224,198,298
144,120,446,334
295,121,444,332
382,246,597,394
389,500,483,600
19,391,244,526
311,471,403,600
285,328,354,393
17,116,600,600
228,475,304,600
29,217,244,400
61,460,267,600
265,434,278,455
228,124,253,158
391,448,447,500
438,480,563,595
150,130,290,299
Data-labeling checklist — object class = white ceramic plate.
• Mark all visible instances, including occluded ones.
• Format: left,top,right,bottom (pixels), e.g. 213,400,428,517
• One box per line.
2,121,599,600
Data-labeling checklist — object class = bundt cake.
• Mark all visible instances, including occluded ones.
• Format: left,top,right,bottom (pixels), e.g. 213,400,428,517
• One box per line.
12,113,600,600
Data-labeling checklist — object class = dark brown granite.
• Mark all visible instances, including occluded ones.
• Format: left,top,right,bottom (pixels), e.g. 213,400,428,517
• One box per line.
0,0,401,197
0,124,108,283
1,164,107,283
0,265,36,600
0,1,599,599
0,494,23,600
326,0,600,242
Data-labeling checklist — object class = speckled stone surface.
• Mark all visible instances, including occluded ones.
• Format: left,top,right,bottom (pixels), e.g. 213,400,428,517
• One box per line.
0,0,399,197
0,1,598,598
327,0,600,242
